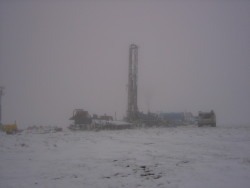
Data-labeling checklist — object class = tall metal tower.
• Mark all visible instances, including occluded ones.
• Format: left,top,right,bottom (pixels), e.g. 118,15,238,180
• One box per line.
0,87,4,126
127,44,138,121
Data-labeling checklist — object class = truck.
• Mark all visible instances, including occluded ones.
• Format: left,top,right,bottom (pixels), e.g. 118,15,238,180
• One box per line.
2,123,18,134
198,110,216,127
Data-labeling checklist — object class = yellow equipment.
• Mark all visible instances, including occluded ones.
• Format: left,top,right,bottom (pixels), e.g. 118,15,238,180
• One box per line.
2,124,18,134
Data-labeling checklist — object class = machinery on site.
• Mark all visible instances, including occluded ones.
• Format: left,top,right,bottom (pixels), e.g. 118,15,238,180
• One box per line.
69,109,130,130
0,87,19,134
69,109,92,130
2,123,18,134
127,44,139,122
0,87,4,129
125,44,160,126
198,110,216,127
68,45,217,130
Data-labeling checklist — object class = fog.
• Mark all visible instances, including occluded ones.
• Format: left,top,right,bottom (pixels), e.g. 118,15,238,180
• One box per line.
0,0,250,128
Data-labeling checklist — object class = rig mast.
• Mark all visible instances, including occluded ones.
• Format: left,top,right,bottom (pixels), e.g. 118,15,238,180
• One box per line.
0,87,4,126
127,44,138,121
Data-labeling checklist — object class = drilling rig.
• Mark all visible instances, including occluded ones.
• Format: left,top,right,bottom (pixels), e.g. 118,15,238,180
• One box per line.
127,44,139,122
0,87,4,128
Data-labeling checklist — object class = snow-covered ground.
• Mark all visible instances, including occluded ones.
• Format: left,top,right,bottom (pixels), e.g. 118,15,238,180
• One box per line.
1,125,250,188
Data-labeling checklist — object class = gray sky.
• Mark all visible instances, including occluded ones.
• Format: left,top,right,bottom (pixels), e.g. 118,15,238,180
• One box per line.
1,0,250,128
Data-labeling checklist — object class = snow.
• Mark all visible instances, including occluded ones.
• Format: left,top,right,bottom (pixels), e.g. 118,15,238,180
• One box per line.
1,125,250,188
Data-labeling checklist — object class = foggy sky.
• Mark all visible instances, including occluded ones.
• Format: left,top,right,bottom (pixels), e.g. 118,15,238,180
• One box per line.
1,0,250,128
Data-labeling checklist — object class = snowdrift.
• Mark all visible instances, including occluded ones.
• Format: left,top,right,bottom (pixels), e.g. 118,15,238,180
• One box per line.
1,125,250,188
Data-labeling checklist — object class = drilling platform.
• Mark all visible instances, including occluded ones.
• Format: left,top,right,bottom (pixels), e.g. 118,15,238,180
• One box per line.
127,44,139,122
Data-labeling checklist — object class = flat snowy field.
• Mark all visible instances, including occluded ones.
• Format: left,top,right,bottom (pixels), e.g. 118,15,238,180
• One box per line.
1,125,250,188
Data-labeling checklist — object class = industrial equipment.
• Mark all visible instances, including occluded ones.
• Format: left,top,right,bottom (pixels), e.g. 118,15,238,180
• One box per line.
2,123,18,134
0,87,4,127
127,44,139,122
198,110,216,127
69,109,92,130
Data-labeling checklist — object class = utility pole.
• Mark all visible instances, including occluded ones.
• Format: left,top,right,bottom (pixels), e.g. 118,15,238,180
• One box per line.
0,87,4,127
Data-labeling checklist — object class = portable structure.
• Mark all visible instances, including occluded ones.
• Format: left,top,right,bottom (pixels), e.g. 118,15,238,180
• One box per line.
159,112,185,125
137,112,160,126
159,112,196,126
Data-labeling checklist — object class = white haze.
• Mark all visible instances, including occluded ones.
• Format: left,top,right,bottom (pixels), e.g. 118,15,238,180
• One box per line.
0,0,250,128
